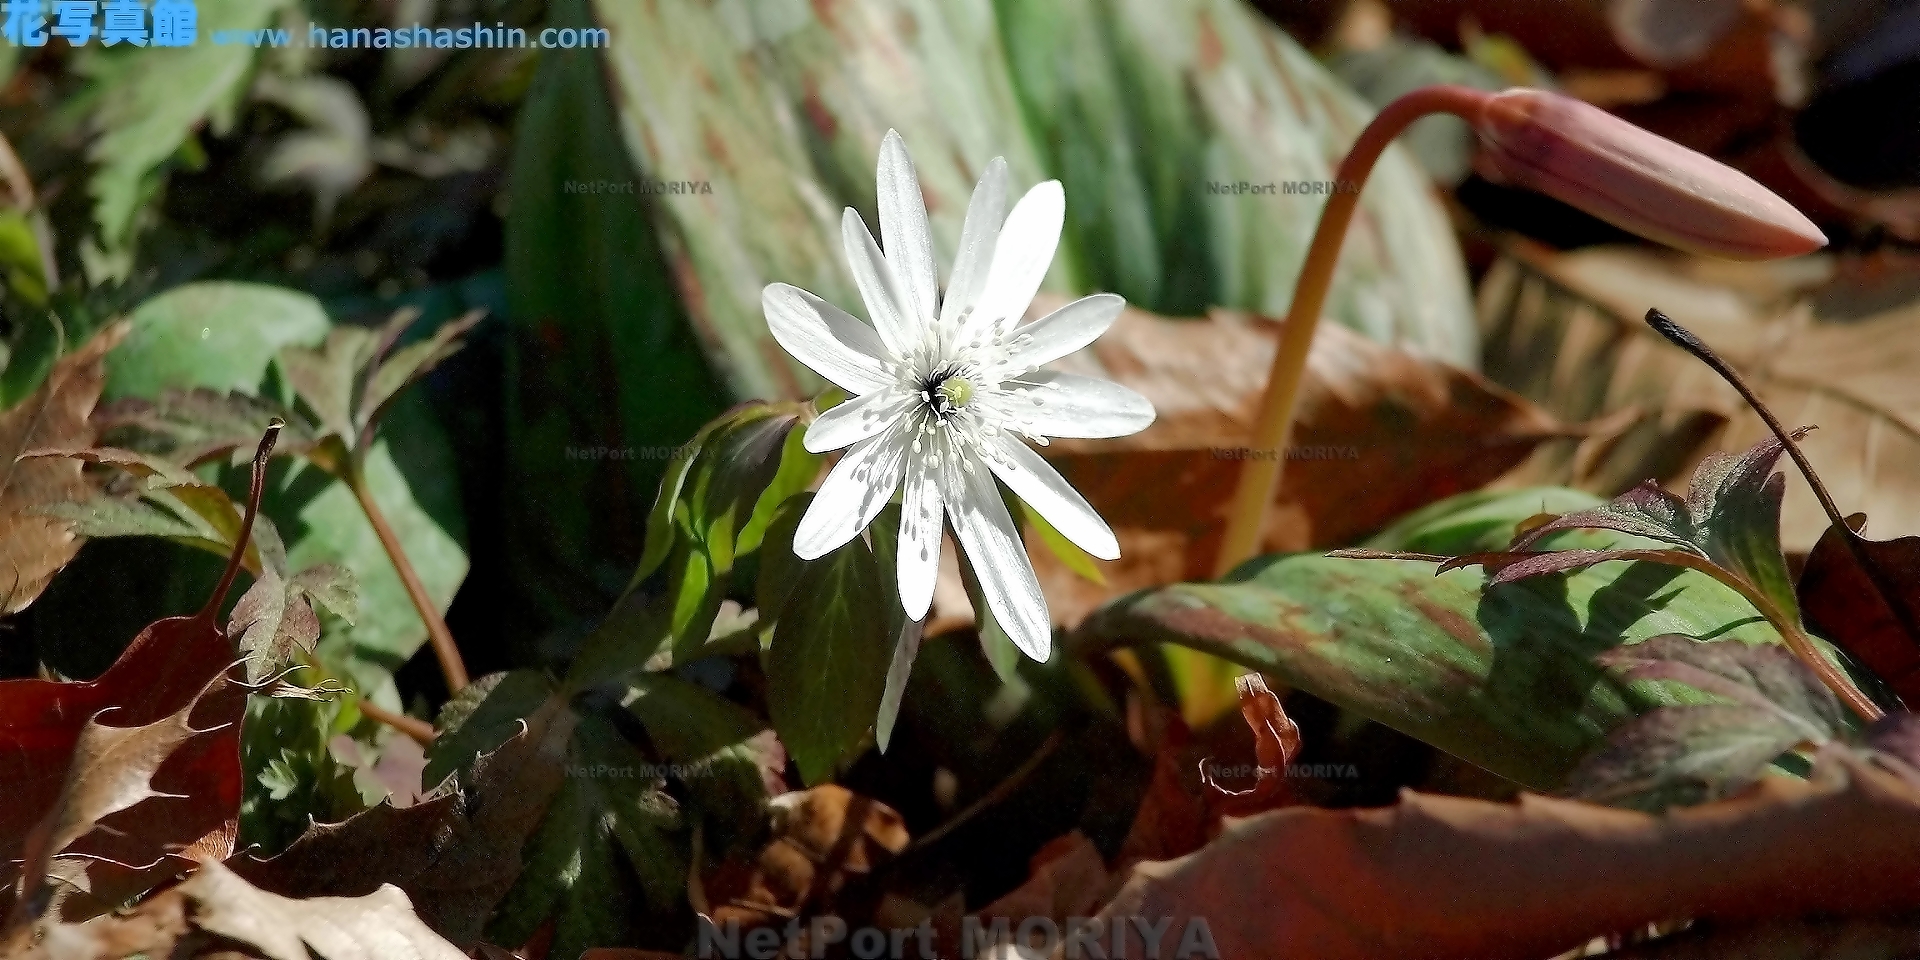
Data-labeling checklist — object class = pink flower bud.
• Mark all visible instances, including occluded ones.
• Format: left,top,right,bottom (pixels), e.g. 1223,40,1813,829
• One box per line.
1474,88,1825,260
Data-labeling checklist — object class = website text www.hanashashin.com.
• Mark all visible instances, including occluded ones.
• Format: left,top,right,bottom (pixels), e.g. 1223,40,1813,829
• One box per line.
0,1,605,50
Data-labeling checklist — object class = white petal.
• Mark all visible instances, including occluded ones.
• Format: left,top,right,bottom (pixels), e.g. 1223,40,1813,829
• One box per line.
963,180,1064,344
940,158,1010,327
1005,293,1123,369
793,427,905,560
985,435,1118,560
947,459,1051,661
876,130,938,326
896,451,943,619
1004,372,1155,439
763,283,890,394
804,388,912,454
842,208,915,358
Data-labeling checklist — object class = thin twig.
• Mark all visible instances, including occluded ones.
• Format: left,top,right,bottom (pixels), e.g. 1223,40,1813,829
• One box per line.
344,463,469,692
905,731,1062,854
358,699,436,746
1645,308,1920,681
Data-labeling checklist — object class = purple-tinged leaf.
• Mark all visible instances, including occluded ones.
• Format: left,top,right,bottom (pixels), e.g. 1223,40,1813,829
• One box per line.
96,389,310,469
1512,432,1808,617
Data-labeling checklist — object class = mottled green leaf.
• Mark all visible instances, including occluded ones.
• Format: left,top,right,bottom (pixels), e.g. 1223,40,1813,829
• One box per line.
504,0,729,626
1075,489,1817,788
995,0,1476,358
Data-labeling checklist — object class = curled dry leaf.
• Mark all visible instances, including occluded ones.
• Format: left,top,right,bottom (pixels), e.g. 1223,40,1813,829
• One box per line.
701,785,909,932
1092,749,1920,960
1009,296,1572,629
1200,675,1301,814
0,323,127,613
1799,514,1920,705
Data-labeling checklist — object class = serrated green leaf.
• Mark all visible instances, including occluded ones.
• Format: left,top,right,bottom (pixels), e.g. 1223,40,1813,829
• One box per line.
1565,705,1805,812
1513,434,1807,618
80,0,295,253
1564,634,1849,812
621,672,775,852
487,713,685,957
358,311,483,436
424,671,558,790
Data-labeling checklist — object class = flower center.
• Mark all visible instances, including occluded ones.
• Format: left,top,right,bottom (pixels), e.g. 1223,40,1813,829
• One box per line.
922,370,976,423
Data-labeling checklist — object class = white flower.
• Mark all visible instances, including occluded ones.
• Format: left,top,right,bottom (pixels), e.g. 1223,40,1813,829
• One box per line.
762,130,1155,662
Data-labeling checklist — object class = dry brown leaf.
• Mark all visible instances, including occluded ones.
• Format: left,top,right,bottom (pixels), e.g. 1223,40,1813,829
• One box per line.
183,859,463,960
1092,749,1920,960
0,323,127,613
6,857,465,960
1006,296,1570,629
1481,243,1920,552
19,684,214,893
230,695,576,950
700,785,909,931
1585,917,1920,959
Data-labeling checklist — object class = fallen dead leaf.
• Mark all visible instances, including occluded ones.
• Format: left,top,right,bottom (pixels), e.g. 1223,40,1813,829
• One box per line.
700,785,909,933
0,323,127,613
1092,748,1920,960
5,857,464,960
1482,243,1920,553
230,694,576,951
1798,513,1920,705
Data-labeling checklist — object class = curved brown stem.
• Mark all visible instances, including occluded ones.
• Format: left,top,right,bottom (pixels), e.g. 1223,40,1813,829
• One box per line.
1214,84,1496,576
359,699,436,746
345,462,470,692
201,420,281,622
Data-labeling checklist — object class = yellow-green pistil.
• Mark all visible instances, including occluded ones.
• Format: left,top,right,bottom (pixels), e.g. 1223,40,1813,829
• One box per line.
924,369,977,423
